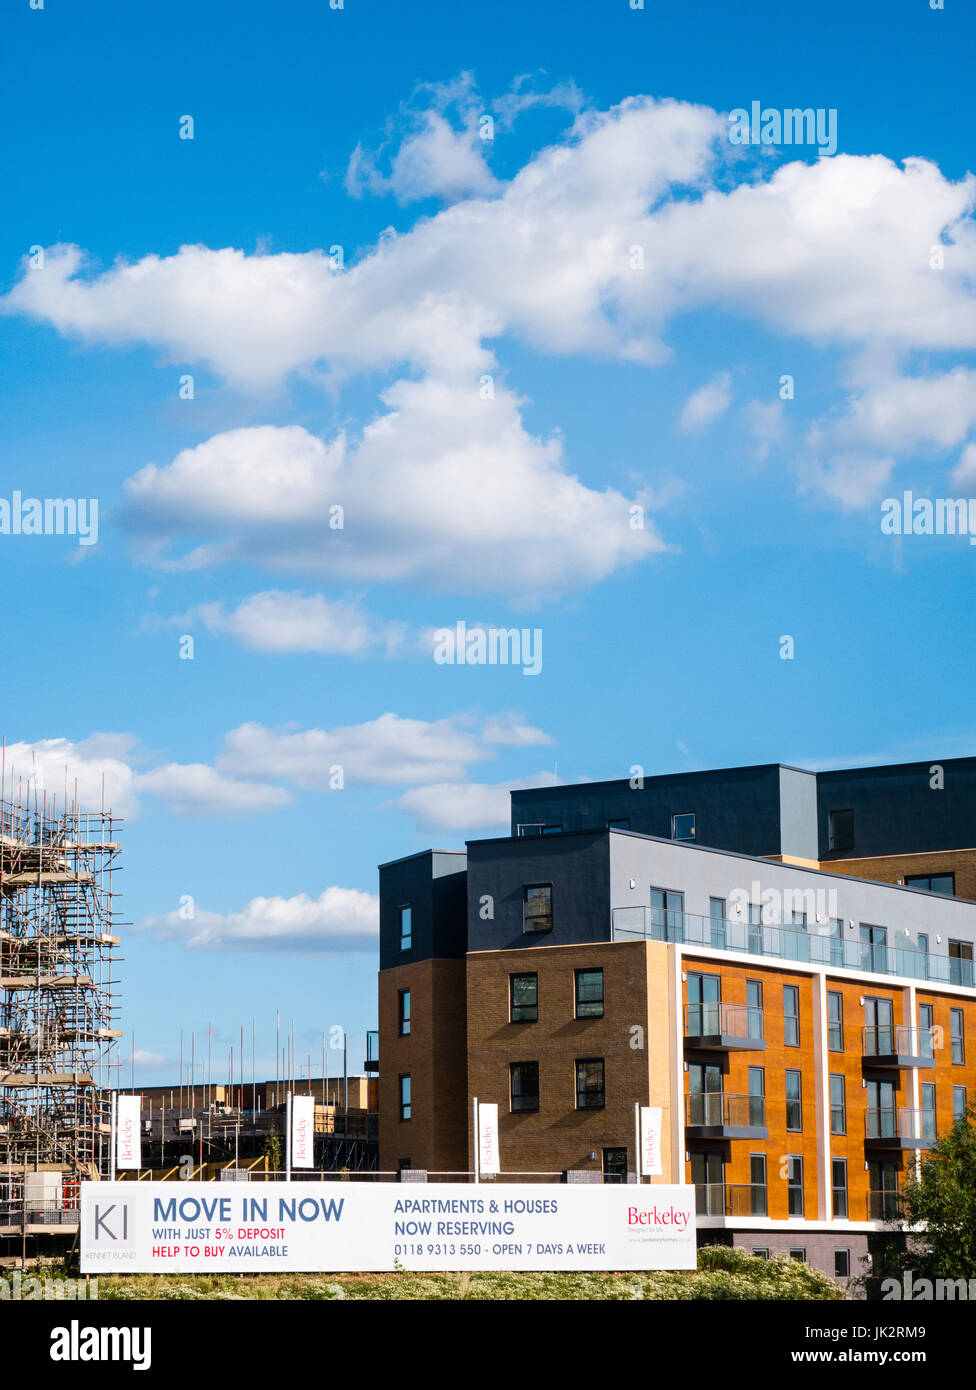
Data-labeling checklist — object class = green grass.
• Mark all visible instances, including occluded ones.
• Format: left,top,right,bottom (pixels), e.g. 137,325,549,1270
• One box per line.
83,1248,846,1301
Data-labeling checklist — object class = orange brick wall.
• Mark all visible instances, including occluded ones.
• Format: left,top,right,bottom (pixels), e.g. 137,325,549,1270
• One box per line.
824,848,976,901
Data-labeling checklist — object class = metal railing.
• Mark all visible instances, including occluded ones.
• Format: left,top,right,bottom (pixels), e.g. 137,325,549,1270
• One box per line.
686,1092,766,1128
0,1199,81,1227
694,1182,768,1217
684,1001,764,1040
865,1107,937,1142
863,1025,936,1059
613,907,976,988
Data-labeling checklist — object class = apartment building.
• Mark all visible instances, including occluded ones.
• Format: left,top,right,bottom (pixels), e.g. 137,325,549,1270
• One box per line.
377,758,976,1279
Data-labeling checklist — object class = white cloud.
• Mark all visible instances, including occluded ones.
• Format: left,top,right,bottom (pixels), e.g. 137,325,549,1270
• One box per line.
120,379,661,598
394,770,561,832
134,763,292,818
139,886,378,953
1,736,141,818
192,590,405,656
952,441,976,487
679,371,733,432
216,711,551,788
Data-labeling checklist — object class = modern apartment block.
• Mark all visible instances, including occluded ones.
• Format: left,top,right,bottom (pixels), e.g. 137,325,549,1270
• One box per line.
377,758,976,1279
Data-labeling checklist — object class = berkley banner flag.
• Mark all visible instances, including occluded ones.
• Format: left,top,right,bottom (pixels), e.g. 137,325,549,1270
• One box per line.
116,1095,142,1171
640,1106,663,1177
291,1095,315,1168
478,1103,500,1175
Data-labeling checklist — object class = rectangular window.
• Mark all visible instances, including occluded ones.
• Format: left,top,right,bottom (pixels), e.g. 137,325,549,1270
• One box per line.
510,973,538,1023
789,1248,807,1263
399,905,412,951
921,1082,936,1140
954,1085,968,1122
832,1158,848,1219
869,1160,900,1220
919,1002,934,1059
523,883,553,934
950,941,974,987
398,1074,411,1121
918,933,929,955
752,1247,770,1260
541,824,562,835
709,897,727,948
828,918,844,967
827,991,844,1051
830,1074,846,1135
671,812,695,841
398,989,411,1036
785,1070,802,1131
575,968,604,1019
951,1008,965,1064
747,1066,765,1128
905,873,955,895
787,1156,804,1216
746,979,764,1039
602,1147,627,1183
575,1058,605,1110
835,1248,851,1279
510,1061,539,1113
783,984,800,1047
650,887,685,941
828,808,854,851
750,1153,767,1217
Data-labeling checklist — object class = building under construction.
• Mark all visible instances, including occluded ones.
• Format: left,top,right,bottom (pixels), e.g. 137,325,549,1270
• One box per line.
0,783,122,1235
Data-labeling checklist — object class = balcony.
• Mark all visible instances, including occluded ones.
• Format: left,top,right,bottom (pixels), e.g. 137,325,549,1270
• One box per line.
685,1091,768,1139
694,1182,768,1218
865,1106,936,1150
684,1001,765,1051
862,1025,936,1069
612,906,976,988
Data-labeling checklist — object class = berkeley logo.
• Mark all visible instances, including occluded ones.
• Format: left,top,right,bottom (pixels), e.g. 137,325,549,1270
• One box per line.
627,1205,691,1231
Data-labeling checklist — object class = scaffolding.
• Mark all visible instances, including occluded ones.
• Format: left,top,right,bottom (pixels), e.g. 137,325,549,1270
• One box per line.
0,776,122,1187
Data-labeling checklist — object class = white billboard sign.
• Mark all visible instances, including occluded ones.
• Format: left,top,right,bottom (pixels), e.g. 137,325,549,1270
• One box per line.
640,1106,663,1177
81,1181,695,1273
477,1103,500,1176
116,1095,142,1171
291,1096,315,1169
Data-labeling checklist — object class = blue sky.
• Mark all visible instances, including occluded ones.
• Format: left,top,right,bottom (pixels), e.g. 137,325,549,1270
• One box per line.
2,0,975,1088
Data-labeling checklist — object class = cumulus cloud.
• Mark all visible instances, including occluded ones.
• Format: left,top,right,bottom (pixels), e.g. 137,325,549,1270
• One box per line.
679,371,733,432
191,590,405,656
1,735,141,818
120,379,660,597
393,770,562,832
138,887,378,953
133,763,292,818
952,441,976,486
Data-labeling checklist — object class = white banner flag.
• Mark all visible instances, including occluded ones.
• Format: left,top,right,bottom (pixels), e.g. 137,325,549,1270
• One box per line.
640,1106,663,1176
291,1095,315,1169
478,1102,500,1175
116,1094,142,1171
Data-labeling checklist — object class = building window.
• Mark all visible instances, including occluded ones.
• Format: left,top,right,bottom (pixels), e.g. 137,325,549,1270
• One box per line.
746,979,764,1039
399,905,412,951
827,991,844,1051
398,989,411,1036
787,1156,804,1216
949,941,974,988
748,1066,765,1128
921,1082,936,1140
750,1153,767,1217
510,1062,539,1113
951,1008,965,1064
607,818,630,831
575,969,604,1019
541,824,562,836
687,971,720,1037
709,897,727,948
510,973,538,1023
398,1158,412,1172
783,984,800,1047
954,1085,968,1122
919,1002,934,1059
828,918,844,967
752,1247,770,1259
602,1148,627,1183
835,1248,851,1279
523,884,553,934
830,1074,846,1135
785,1070,802,1131
868,1161,900,1221
671,812,696,841
576,1058,605,1110
832,1158,848,1219
918,933,929,954
650,887,685,941
905,873,955,895
828,809,854,852
398,1074,411,1121
789,1248,807,1263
